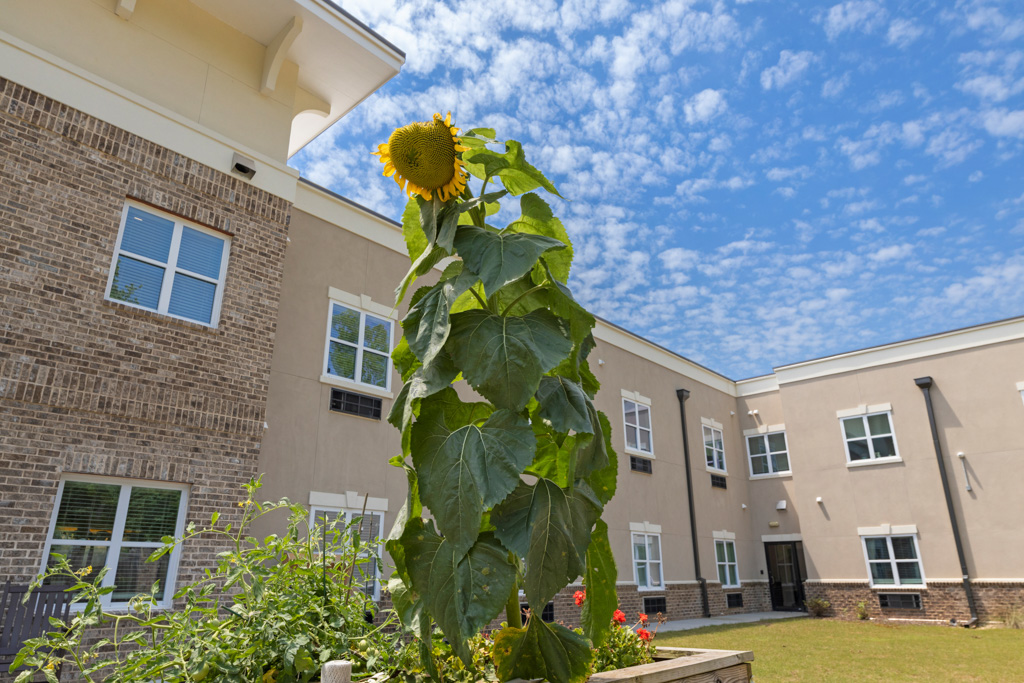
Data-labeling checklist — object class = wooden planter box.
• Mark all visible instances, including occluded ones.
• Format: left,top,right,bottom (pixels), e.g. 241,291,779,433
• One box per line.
587,646,754,683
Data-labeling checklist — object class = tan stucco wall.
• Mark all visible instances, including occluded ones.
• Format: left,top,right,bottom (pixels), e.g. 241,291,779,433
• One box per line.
1,0,297,160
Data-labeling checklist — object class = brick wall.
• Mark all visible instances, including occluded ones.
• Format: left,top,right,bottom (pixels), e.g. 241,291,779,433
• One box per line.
0,77,290,588
803,580,1024,623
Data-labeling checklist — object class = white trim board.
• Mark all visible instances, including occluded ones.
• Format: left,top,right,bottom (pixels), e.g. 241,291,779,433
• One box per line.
743,423,785,436
309,490,388,512
761,533,802,542
0,30,300,200
621,388,652,405
701,416,724,430
712,530,736,540
327,287,396,321
858,524,918,536
836,403,892,418
629,521,662,534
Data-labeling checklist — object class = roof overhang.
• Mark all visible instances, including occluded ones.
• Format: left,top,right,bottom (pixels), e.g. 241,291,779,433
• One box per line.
188,0,404,157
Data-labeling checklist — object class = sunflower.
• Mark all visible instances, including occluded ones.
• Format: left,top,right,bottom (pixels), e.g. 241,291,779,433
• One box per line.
374,112,470,201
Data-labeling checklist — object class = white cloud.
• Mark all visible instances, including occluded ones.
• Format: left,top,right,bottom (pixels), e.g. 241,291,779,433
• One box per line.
869,243,914,262
887,18,924,48
969,170,985,182
821,0,887,40
684,89,728,124
822,72,851,98
903,174,928,185
760,50,816,90
766,166,810,181
981,108,1024,137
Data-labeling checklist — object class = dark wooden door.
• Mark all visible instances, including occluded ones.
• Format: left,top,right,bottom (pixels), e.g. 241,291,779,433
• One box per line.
764,541,807,611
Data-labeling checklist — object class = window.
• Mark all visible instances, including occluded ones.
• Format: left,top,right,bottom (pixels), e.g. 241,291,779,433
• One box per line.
329,388,383,420
41,477,188,609
747,432,790,476
643,596,667,615
310,507,385,600
715,539,739,588
841,412,899,463
726,593,744,608
878,593,922,609
704,425,726,472
632,533,663,590
862,535,924,587
324,302,393,390
622,398,653,454
710,474,727,489
629,455,653,474
106,203,230,326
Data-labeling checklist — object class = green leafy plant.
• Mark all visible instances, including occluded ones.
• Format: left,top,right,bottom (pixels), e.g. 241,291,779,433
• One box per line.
13,478,396,682
376,116,618,683
805,597,831,618
997,604,1024,629
855,601,870,620
587,602,657,673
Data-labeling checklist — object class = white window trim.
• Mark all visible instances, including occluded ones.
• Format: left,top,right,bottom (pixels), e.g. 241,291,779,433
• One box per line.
309,506,386,601
631,531,663,591
714,539,740,588
40,474,190,611
621,394,654,458
104,201,231,328
322,294,395,393
839,410,901,466
746,430,792,478
702,423,727,474
1017,381,1024,407
860,533,926,588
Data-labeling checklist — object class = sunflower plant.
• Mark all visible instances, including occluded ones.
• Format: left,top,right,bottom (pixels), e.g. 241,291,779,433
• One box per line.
377,114,619,683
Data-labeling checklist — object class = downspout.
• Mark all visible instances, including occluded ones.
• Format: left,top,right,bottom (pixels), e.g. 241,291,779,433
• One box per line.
676,389,710,618
914,376,978,627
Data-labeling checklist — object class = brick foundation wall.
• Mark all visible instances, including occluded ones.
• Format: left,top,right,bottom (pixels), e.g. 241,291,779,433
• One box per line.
804,580,1024,623
0,78,290,589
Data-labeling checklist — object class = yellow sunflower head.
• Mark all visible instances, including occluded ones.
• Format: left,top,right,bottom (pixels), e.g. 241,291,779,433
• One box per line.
374,112,470,202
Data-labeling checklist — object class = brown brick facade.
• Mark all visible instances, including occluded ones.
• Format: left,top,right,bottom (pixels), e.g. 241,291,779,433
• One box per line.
804,580,1024,623
0,78,290,588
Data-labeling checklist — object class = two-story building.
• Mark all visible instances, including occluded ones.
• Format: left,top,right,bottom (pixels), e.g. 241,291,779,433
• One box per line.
1,0,1021,639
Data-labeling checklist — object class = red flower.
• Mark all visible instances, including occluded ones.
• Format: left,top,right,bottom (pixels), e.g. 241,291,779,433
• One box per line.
637,628,652,642
574,590,586,606
612,609,626,624
638,613,648,624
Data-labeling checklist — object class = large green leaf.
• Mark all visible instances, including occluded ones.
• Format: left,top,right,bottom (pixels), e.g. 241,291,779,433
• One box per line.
493,617,593,683
492,479,583,605
573,405,611,479
509,193,573,282
403,269,478,366
579,520,617,647
395,244,447,306
453,226,565,296
402,197,427,261
387,349,459,455
526,431,574,489
462,141,561,197
535,376,594,435
447,309,572,411
412,389,533,559
403,520,515,665
583,410,618,505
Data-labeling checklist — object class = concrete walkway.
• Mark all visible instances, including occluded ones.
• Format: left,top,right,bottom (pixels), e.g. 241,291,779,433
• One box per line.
658,610,807,633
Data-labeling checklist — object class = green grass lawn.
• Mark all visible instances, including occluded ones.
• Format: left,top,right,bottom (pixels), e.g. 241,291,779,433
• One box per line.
655,618,1024,682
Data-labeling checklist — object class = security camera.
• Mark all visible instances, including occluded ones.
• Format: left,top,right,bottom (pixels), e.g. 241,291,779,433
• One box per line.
231,152,256,180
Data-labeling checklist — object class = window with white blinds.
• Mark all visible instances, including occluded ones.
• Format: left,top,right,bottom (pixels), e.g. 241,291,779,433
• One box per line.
309,507,385,601
105,202,230,326
41,477,189,609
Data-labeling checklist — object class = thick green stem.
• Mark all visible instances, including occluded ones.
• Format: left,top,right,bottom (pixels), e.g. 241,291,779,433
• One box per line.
502,283,547,316
505,581,522,630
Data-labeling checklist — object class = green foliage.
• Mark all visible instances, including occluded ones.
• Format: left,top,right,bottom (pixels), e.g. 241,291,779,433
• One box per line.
805,597,832,617
589,617,656,673
13,478,397,682
855,601,870,620
387,131,618,683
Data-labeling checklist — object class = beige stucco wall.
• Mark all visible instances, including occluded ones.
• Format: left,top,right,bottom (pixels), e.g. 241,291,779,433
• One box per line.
1,0,298,160
255,204,414,545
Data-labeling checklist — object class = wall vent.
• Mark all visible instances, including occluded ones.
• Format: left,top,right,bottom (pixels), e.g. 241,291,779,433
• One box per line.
711,474,727,489
329,388,382,420
878,593,921,609
630,455,653,474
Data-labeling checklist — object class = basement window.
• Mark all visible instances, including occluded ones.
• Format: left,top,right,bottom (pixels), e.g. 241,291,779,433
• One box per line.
878,593,922,609
726,593,744,608
643,596,667,615
630,455,653,474
329,389,382,420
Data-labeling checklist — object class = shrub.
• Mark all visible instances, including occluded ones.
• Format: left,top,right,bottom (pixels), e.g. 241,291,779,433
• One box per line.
805,597,831,617
855,601,870,620
13,478,397,682
997,605,1024,629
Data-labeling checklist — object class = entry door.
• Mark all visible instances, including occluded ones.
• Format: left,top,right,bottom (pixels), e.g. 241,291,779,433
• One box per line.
764,541,807,611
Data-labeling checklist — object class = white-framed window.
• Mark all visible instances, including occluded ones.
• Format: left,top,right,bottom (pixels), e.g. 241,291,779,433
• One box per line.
105,202,231,326
323,300,393,391
704,424,726,472
622,398,653,455
310,507,385,601
861,535,924,587
841,411,899,463
715,539,740,588
747,432,790,476
41,476,189,609
631,532,663,590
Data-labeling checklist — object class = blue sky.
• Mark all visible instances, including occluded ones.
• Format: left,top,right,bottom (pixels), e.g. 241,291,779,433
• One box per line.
292,0,1024,379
